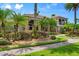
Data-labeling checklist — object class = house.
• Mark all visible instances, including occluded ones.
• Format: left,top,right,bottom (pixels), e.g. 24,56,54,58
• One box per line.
24,14,67,32
52,15,67,32
24,14,45,31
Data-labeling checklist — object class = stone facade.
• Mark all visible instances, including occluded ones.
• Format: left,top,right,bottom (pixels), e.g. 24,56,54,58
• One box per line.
52,15,67,32
24,14,67,32
24,14,45,31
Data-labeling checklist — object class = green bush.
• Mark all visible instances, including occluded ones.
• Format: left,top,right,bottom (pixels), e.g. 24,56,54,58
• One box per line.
56,36,67,41
60,27,65,34
38,32,48,38
32,33,39,39
19,32,31,40
10,32,31,41
0,33,3,37
48,32,53,35
0,39,11,45
50,36,56,40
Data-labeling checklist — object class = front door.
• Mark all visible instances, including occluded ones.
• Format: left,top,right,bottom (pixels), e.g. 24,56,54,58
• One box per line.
29,20,34,30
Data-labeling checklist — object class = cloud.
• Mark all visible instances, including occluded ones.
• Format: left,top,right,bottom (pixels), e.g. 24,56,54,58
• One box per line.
5,4,11,9
1,4,12,9
15,4,23,10
46,3,58,9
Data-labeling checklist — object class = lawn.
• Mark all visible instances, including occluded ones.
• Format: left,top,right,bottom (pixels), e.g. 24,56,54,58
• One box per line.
21,42,79,56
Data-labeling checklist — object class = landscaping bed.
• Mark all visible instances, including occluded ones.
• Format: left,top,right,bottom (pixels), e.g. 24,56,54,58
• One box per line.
0,35,67,52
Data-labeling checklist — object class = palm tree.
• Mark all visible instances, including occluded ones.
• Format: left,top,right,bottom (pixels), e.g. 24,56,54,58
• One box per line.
65,3,79,24
32,3,38,38
12,12,26,40
48,18,57,32
39,17,48,31
39,17,57,32
0,9,13,38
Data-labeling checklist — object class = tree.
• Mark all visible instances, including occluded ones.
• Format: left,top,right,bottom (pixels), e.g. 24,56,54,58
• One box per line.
0,9,13,38
48,18,57,32
12,12,26,40
32,3,38,38
39,17,57,32
63,23,74,31
65,3,79,24
39,17,49,31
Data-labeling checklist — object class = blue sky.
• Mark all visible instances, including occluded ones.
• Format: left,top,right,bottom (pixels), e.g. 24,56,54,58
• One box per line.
0,3,79,23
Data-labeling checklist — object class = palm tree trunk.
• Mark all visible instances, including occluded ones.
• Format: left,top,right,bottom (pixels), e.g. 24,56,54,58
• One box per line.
48,25,50,32
74,7,77,24
74,7,77,33
34,3,37,28
1,20,6,38
33,3,38,38
14,23,18,41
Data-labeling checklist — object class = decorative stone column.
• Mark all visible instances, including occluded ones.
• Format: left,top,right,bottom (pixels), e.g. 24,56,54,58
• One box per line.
38,25,41,32
48,25,50,32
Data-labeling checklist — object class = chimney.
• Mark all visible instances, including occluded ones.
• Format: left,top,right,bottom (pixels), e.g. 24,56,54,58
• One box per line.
51,14,56,18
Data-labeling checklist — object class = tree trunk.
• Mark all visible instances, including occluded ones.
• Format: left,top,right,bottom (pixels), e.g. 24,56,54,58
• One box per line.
33,3,38,38
74,7,77,33
48,25,50,32
74,7,77,24
1,20,6,38
14,23,18,41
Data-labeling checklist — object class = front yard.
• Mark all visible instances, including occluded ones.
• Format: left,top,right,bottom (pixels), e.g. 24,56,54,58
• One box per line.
0,34,67,52
21,42,79,56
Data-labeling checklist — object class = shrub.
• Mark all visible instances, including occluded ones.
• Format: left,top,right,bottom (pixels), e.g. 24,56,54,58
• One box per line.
10,32,31,41
32,33,39,39
19,32,31,40
38,32,48,38
48,32,57,35
48,32,53,35
56,36,67,41
60,27,65,34
0,39,11,45
0,33,3,37
50,35,56,40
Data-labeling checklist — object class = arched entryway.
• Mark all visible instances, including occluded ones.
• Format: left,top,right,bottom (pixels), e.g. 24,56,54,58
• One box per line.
28,20,34,30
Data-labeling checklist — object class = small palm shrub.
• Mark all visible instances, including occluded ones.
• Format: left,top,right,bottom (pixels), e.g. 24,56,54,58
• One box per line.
19,32,31,40
48,32,53,35
60,27,65,34
38,32,48,38
32,33,39,39
0,33,3,37
0,39,11,45
10,32,31,41
50,35,56,40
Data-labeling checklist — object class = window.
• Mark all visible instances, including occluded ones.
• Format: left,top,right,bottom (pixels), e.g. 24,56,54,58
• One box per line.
59,19,65,25
59,19,61,25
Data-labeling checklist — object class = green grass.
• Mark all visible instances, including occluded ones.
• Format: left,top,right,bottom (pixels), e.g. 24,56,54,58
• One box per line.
20,42,79,56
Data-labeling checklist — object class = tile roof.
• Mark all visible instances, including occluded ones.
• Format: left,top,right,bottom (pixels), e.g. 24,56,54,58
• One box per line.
24,14,45,19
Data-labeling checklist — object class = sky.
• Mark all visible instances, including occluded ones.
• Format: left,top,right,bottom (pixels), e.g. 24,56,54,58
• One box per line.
0,3,79,23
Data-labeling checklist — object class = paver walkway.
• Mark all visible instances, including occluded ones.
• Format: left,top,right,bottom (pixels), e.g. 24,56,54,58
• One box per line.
0,37,79,56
